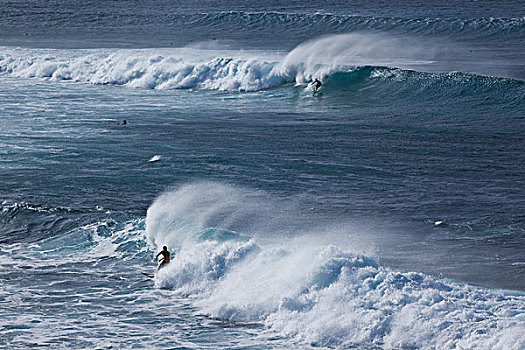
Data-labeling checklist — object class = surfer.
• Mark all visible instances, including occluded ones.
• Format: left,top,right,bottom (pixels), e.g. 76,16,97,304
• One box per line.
155,246,170,270
121,119,127,125
312,78,322,92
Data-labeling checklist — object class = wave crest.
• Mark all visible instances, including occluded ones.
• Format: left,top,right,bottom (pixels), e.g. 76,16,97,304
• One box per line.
144,183,525,349
0,49,288,91
1,31,523,95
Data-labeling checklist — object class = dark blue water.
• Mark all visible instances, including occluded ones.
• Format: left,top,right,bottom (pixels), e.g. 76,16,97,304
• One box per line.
1,1,524,348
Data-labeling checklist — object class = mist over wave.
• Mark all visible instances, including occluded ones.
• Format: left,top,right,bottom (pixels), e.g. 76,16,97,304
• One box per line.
277,33,435,83
144,182,525,349
1,32,523,94
2,1,524,348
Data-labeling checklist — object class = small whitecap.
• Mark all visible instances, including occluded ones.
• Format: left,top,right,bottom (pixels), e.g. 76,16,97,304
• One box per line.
149,155,161,162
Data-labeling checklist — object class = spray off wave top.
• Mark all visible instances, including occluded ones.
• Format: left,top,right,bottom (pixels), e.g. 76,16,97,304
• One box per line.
2,32,522,93
5,184,524,349
144,182,525,349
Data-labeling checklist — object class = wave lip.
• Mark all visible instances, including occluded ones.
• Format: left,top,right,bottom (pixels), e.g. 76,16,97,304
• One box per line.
145,183,525,349
2,30,524,92
0,33,461,92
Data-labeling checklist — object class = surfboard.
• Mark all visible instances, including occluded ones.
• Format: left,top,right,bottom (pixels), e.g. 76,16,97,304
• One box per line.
141,272,155,277
313,89,323,97
308,82,322,95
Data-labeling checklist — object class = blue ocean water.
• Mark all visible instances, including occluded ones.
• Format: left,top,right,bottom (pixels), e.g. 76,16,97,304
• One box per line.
1,0,524,348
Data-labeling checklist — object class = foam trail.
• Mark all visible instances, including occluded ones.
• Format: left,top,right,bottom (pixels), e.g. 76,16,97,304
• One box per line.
145,182,525,349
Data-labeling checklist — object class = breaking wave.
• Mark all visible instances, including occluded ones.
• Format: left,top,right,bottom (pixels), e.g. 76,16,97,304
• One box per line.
0,48,288,91
0,49,521,95
2,183,524,348
2,32,524,95
145,182,525,349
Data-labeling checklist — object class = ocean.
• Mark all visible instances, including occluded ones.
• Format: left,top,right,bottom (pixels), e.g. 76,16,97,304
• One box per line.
0,0,524,348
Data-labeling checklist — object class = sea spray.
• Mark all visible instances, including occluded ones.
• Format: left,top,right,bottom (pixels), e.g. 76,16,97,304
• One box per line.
2,1,524,348
0,33,448,92
2,33,522,93
145,182,277,249
277,33,435,83
145,183,525,349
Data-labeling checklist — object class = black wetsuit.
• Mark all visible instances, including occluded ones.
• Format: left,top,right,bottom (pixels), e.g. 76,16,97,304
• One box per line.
313,79,322,91
156,250,170,269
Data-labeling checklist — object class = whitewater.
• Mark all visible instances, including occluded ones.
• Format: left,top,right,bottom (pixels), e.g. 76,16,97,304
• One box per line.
1,182,524,348
0,30,523,91
1,0,524,349
147,183,524,348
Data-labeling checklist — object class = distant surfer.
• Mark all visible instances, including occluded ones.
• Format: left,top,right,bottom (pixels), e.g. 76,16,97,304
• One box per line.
155,246,170,270
121,119,127,125
312,78,322,92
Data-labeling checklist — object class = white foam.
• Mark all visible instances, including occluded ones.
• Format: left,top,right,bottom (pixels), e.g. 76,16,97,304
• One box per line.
0,47,288,91
0,34,436,92
144,182,525,349
148,155,161,162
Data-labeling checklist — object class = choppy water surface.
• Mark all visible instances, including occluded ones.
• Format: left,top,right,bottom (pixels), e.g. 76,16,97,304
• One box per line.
1,0,524,348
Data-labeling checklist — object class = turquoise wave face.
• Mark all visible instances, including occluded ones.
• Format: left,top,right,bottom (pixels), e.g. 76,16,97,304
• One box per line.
4,183,523,349
2,42,524,93
1,1,524,348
